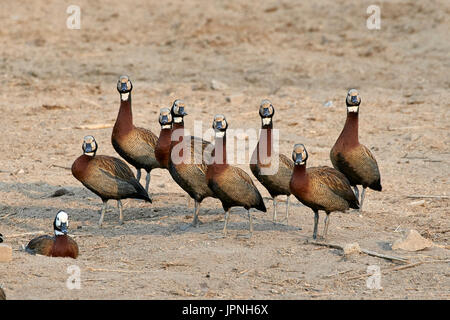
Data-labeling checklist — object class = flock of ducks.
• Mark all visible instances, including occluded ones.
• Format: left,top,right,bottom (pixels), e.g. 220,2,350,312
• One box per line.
23,76,382,259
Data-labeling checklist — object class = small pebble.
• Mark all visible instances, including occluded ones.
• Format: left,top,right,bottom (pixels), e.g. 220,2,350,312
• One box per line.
210,79,227,90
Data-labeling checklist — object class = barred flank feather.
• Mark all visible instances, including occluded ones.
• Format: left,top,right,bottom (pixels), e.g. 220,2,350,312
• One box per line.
308,166,360,210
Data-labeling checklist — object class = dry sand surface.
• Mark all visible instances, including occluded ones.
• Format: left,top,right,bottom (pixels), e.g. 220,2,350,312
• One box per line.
0,0,449,300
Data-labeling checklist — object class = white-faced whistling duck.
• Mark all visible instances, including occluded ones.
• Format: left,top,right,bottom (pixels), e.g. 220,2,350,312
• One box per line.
290,144,359,240
206,115,267,238
25,210,79,259
155,108,173,169
72,135,151,226
111,75,161,194
250,100,294,224
168,100,216,228
330,89,382,211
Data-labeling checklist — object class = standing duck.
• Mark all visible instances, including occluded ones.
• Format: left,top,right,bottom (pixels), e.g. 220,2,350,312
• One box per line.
25,210,79,259
72,135,151,226
250,100,294,224
330,89,382,211
111,75,161,193
207,115,267,238
290,144,359,239
168,100,216,228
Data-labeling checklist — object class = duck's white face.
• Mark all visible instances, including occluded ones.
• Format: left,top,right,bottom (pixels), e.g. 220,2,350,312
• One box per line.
172,100,187,123
55,211,69,236
212,114,227,138
159,108,173,129
346,89,361,112
292,143,308,165
56,211,68,226
82,135,97,156
259,100,274,126
117,75,132,101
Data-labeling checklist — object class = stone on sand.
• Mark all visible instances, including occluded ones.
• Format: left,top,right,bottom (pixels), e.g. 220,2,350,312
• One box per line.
210,79,227,90
0,244,12,262
392,229,433,251
343,242,361,255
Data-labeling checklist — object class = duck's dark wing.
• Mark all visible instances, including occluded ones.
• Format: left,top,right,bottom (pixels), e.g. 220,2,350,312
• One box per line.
168,136,215,202
25,235,54,256
95,156,136,180
277,153,295,185
360,144,382,190
331,144,381,190
85,156,150,201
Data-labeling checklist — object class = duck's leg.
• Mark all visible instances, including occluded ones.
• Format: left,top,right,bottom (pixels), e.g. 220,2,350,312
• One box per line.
98,200,108,227
285,196,290,225
180,201,203,231
208,208,230,239
118,200,124,225
222,209,231,236
313,210,319,240
359,187,367,212
145,171,151,194
272,197,278,223
192,200,202,227
237,210,253,239
323,213,330,240
136,169,141,182
248,210,254,236
353,186,359,200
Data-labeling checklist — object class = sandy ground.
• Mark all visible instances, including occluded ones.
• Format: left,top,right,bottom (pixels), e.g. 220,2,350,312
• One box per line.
0,0,449,300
